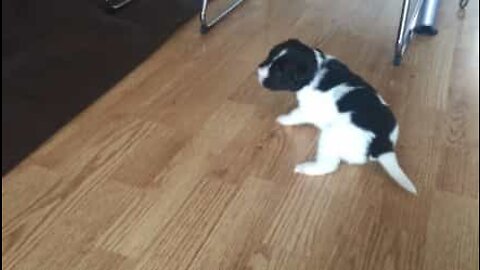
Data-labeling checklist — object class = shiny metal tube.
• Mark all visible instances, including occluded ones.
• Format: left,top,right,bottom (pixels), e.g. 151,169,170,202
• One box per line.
393,0,430,65
414,0,441,35
200,0,245,34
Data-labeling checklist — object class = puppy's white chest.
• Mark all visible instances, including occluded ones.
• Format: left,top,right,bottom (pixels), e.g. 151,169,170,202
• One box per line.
296,88,340,127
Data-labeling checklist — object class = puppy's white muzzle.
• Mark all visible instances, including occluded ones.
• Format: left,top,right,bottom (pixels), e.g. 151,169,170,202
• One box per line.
257,66,269,85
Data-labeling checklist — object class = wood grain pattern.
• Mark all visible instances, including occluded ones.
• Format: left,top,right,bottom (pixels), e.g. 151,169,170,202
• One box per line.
2,0,478,269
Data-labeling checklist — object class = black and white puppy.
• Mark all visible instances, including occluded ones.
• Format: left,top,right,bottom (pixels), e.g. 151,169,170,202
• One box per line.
257,39,417,194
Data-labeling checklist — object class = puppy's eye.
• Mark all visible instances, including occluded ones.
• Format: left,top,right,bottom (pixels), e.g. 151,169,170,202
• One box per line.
276,60,293,73
271,63,283,74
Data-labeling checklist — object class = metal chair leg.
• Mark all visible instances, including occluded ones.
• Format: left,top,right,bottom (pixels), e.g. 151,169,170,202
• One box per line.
393,0,442,65
393,0,450,66
414,0,441,35
394,0,423,65
200,0,245,34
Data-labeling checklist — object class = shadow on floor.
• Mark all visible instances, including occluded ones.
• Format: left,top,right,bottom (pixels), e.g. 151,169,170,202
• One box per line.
2,0,200,175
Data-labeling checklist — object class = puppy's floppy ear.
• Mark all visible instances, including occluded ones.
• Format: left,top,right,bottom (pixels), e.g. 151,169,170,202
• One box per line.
315,47,326,58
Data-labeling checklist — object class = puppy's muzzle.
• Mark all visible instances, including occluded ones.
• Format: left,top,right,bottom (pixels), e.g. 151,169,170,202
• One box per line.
257,66,269,85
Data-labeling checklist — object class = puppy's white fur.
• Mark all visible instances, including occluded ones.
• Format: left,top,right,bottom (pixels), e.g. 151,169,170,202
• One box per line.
273,51,378,172
260,50,417,194
257,43,418,194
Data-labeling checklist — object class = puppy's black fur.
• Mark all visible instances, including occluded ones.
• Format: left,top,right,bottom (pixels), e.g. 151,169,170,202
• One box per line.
259,40,318,91
258,39,396,159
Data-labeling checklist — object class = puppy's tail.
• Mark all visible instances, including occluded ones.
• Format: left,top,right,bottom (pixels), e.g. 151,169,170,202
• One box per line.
378,152,417,195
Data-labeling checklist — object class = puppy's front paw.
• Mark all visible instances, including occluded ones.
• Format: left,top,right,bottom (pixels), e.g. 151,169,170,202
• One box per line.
294,162,338,176
276,114,299,126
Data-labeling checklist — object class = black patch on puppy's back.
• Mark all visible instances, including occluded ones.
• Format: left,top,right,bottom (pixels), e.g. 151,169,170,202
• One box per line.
317,59,367,91
337,88,396,157
323,59,397,158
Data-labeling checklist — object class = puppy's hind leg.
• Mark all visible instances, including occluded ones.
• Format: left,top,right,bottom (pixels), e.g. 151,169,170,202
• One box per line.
295,127,341,176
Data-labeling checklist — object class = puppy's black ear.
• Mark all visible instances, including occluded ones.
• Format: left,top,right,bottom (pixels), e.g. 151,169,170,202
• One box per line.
315,48,326,59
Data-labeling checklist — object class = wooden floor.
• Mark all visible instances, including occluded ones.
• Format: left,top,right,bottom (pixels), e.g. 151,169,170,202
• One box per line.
3,0,479,269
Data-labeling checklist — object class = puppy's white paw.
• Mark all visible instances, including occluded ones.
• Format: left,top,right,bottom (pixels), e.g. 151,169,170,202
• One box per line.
294,162,338,176
276,115,300,126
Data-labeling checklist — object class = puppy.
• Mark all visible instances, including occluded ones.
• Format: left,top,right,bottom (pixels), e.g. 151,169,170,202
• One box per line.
257,39,417,194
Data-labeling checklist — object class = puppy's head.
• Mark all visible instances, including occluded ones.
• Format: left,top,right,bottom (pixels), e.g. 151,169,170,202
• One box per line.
257,39,318,91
